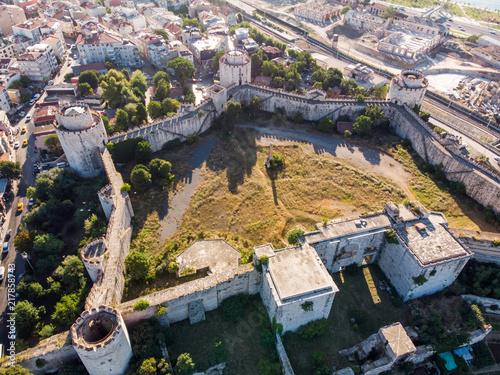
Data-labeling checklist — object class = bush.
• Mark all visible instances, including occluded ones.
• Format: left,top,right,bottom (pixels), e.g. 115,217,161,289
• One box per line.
494,240,500,247
168,262,179,274
209,338,228,366
384,229,399,244
219,295,247,323
36,359,48,368
344,130,352,138
258,255,269,265
107,138,142,163
287,229,305,244
268,153,285,170
413,275,427,286
318,117,334,132
134,300,150,311
297,319,329,341
472,342,495,369
121,183,131,192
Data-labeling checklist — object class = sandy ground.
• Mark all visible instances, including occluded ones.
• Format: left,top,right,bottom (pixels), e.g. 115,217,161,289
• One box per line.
239,124,414,198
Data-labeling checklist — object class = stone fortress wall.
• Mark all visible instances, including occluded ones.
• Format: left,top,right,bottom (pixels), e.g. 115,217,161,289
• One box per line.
12,65,500,373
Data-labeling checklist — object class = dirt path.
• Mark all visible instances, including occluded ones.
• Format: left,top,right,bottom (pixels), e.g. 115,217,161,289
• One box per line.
158,137,217,243
239,124,415,199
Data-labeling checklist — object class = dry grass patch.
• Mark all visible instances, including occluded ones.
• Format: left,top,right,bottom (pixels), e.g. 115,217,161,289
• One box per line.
177,129,406,250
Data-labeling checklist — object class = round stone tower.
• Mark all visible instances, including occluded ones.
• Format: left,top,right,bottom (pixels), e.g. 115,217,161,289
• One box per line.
54,102,108,178
71,306,132,375
81,237,107,283
387,69,428,108
219,49,251,88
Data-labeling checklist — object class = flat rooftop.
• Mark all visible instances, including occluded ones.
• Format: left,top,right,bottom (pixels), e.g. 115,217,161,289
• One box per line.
303,214,391,245
396,214,470,265
380,323,416,357
176,239,241,275
268,245,338,302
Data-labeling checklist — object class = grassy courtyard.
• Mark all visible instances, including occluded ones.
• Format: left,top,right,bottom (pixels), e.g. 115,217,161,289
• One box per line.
166,295,279,375
283,265,409,375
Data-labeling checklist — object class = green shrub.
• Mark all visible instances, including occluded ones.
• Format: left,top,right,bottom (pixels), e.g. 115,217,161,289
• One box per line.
209,338,228,366
162,138,182,150
259,255,269,265
268,153,285,170
318,117,334,132
297,319,328,341
134,300,150,311
413,275,427,286
36,359,48,368
219,295,247,323
472,342,495,369
121,183,131,192
287,229,305,245
155,305,167,316
301,301,314,312
403,199,411,206
168,262,179,274
344,130,352,138
107,138,142,163
384,229,399,244
494,239,500,247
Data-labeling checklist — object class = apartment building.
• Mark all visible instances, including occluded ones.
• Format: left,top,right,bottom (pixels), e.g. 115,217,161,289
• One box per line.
0,39,17,59
132,30,177,68
0,4,26,37
12,18,43,43
17,43,57,81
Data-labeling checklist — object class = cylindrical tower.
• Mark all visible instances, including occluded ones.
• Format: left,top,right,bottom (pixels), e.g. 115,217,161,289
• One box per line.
387,69,428,108
81,237,107,283
71,306,132,375
219,50,251,88
54,102,108,178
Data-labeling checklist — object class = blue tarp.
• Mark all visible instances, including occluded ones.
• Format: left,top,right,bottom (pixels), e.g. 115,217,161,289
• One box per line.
439,352,457,371
454,347,473,362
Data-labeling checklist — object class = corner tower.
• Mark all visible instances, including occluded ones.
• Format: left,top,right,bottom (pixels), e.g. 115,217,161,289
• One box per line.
71,306,132,375
54,103,108,177
219,49,251,88
387,69,428,108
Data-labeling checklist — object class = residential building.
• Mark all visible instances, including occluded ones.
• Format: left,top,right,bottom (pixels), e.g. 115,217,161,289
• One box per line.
0,39,17,59
0,72,20,89
143,7,182,29
294,4,340,22
33,106,57,126
165,22,182,41
234,27,249,41
190,34,226,69
171,40,193,63
0,86,11,111
12,18,43,43
344,10,385,31
188,0,210,18
133,30,177,68
41,33,64,58
0,4,26,37
17,43,57,81
88,4,106,17
75,21,141,67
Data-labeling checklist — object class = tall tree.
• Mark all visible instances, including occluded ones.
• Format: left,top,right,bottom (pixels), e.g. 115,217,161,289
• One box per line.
136,103,148,124
0,161,22,179
44,134,61,153
79,82,93,97
147,101,163,119
166,57,195,85
223,101,242,132
131,70,148,94
14,301,40,338
115,109,129,131
352,115,373,136
78,70,100,90
135,140,152,164
161,98,179,115
54,255,86,293
250,95,261,116
212,49,226,71
155,79,170,101
125,251,150,280
153,71,170,87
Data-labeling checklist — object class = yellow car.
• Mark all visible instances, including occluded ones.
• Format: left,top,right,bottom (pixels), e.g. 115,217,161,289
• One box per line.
17,203,23,212
22,139,28,147
21,127,26,134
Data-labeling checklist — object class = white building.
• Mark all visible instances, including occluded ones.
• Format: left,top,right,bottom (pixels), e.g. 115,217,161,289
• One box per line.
41,33,64,58
344,10,385,31
132,31,177,68
12,18,43,43
75,21,141,67
17,43,58,81
255,243,339,333
0,4,26,37
0,39,17,59
87,4,106,17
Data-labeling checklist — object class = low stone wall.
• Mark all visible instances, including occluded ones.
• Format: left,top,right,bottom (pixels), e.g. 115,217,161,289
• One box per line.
275,334,295,375
463,294,500,314
119,265,261,326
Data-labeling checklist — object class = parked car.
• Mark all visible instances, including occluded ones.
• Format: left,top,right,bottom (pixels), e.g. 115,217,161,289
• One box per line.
28,99,35,105
5,229,11,240
13,141,19,148
21,127,26,134
33,93,40,99
0,266,5,281
17,202,23,212
22,139,28,147
26,114,31,122
2,242,8,253
28,198,34,207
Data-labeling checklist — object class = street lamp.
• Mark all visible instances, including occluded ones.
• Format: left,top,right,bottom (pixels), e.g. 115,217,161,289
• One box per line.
22,252,35,274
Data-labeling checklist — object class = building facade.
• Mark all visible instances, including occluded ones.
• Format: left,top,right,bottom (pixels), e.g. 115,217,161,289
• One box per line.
17,43,58,81
0,4,26,37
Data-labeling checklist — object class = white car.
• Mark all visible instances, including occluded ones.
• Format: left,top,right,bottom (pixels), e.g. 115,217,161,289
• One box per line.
33,93,40,99
26,114,31,121
491,30,496,34
13,141,19,148
0,266,4,281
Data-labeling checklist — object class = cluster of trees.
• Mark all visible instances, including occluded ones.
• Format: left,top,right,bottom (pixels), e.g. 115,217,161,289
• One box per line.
457,260,500,298
147,98,180,120
212,101,242,133
130,157,174,193
9,75,32,103
12,168,107,345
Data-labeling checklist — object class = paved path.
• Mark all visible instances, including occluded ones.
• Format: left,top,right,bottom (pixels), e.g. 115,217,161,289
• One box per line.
239,124,414,199
158,137,217,243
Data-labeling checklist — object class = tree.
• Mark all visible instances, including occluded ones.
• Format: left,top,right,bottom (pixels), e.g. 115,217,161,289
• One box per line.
155,79,170,101
136,103,148,124
54,255,86,293
161,98,179,115
353,115,373,136
33,233,64,257
318,117,334,132
261,61,278,77
148,101,163,119
14,300,40,337
223,101,242,132
125,251,150,281
149,159,172,180
166,57,195,85
14,230,39,255
340,78,359,95
382,5,396,19
250,95,261,116
52,293,79,326
212,49,226,71
175,353,195,375
341,5,351,14
79,82,93,97
44,134,61,153
236,12,243,23
287,229,305,244
102,115,112,134
467,34,482,43
154,29,170,42
78,70,100,90
106,6,111,13
138,358,157,375
364,105,384,123
131,165,152,192
136,140,152,164
0,161,21,179
420,112,431,122
153,71,170,87
115,109,129,131
372,84,389,99
84,213,106,239
64,73,75,82
131,70,148,94
250,53,263,78
0,365,33,374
